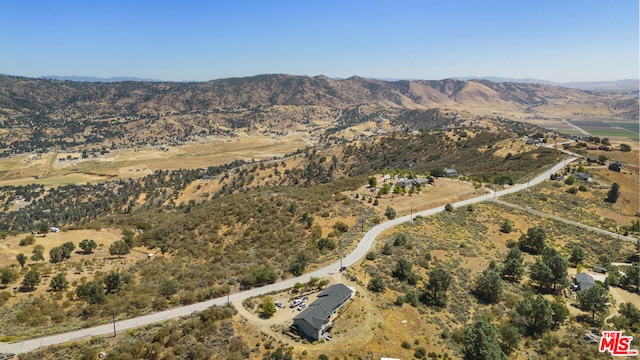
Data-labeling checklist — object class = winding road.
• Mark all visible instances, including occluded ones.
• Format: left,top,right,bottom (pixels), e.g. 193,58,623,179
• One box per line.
5,154,630,356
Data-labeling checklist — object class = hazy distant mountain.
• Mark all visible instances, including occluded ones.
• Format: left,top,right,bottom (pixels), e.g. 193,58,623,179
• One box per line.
41,75,161,82
460,76,638,92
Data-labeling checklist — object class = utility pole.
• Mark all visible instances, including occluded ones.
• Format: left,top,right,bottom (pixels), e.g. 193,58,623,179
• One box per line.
112,308,116,337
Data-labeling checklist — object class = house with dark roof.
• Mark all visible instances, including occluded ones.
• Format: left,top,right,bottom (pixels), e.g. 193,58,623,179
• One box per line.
586,157,598,164
608,161,622,172
444,168,458,177
293,283,354,340
575,272,595,291
572,172,592,181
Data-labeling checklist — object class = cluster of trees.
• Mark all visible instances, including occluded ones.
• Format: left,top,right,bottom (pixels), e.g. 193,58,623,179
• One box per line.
49,241,75,263
341,129,564,185
0,161,247,233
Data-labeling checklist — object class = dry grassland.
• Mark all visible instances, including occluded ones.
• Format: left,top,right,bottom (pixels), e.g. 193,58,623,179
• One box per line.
0,228,155,307
0,134,309,187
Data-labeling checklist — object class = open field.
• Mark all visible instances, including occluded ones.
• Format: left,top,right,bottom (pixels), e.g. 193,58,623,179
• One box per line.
567,119,639,141
0,134,309,187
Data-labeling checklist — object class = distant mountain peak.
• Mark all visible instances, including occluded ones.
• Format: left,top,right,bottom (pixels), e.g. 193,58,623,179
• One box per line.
40,75,161,83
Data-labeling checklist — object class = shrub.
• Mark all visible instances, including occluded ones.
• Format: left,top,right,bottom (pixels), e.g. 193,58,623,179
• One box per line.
19,235,36,246
385,206,397,219
444,203,454,212
500,220,514,234
401,340,412,349
367,276,386,293
366,252,377,260
564,176,575,185
567,187,578,194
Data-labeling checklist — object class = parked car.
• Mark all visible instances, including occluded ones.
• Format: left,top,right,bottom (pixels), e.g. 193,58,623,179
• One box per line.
297,303,306,311
274,301,283,308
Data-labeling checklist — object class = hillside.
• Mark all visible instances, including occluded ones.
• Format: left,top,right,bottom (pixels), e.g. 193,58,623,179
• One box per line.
0,74,636,154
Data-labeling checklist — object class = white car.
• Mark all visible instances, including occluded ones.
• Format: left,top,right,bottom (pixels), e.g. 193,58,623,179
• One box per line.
297,303,306,311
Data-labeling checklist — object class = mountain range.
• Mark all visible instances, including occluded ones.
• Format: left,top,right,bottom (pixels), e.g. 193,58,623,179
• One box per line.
37,74,639,93
0,73,637,152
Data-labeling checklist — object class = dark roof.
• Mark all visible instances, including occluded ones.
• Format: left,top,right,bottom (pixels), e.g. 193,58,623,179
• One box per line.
576,272,595,290
293,283,353,331
572,172,591,181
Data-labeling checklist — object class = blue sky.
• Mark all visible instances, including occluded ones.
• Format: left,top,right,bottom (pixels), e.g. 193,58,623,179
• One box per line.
1,0,638,82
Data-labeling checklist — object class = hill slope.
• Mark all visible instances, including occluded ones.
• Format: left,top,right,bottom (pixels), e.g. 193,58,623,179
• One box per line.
0,74,637,153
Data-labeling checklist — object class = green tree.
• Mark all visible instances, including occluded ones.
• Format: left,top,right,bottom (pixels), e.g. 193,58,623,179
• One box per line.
529,258,553,289
501,247,524,282
21,269,40,291
367,276,386,293
551,300,569,326
368,176,377,187
379,183,391,195
425,267,453,307
542,248,569,291
16,253,27,268
621,263,640,292
463,318,506,360
31,250,44,262
612,302,640,332
606,183,620,203
49,246,64,263
474,268,503,303
598,154,609,164
122,228,135,248
109,240,130,257
288,253,309,276
500,220,514,234
260,296,277,317
384,206,396,219
0,268,18,288
516,294,553,334
240,265,277,288
104,271,130,294
19,234,36,246
444,203,454,212
60,241,75,259
518,227,546,254
159,279,179,299
620,143,631,152
76,281,106,304
392,258,414,281
49,273,69,291
79,239,97,254
36,221,49,236
317,237,336,251
577,283,609,320
569,246,585,266
499,324,521,353
301,212,314,229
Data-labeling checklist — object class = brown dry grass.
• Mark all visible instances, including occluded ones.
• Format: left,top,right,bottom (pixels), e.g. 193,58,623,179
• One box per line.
0,134,309,187
0,228,154,306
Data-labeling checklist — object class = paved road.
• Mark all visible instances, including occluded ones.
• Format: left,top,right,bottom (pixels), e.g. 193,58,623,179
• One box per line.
0,156,578,355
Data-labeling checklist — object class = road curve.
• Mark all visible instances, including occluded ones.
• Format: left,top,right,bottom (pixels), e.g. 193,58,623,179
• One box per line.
0,156,578,355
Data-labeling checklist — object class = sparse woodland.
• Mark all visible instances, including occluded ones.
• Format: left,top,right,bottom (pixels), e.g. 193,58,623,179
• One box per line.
0,75,637,359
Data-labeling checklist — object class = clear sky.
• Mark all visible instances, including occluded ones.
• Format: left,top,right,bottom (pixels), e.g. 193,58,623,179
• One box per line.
1,0,638,82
